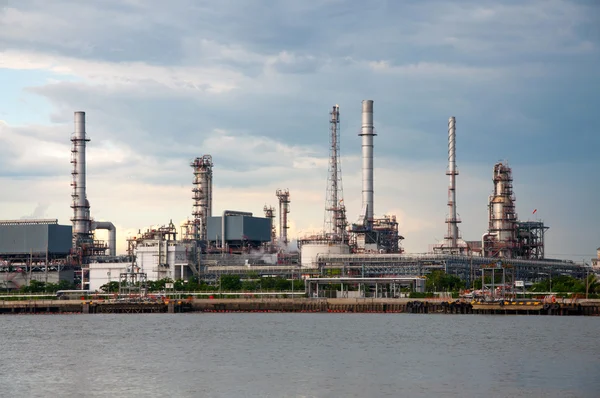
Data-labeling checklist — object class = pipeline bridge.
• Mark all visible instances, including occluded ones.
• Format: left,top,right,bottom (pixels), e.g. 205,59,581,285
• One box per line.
198,253,589,287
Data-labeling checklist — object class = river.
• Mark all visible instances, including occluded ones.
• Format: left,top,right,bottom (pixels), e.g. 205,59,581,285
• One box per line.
1,314,598,397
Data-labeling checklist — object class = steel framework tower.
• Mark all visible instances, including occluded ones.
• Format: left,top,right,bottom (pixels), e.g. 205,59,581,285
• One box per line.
276,189,290,245
191,155,213,241
324,105,347,240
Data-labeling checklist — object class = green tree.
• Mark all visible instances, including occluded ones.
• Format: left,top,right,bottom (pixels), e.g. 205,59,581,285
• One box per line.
220,275,242,291
425,270,465,292
100,281,120,293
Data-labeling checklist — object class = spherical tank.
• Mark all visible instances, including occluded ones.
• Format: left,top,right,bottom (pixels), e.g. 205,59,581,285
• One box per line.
301,242,350,269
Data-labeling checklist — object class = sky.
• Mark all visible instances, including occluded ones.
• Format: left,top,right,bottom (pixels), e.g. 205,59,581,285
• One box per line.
0,0,599,261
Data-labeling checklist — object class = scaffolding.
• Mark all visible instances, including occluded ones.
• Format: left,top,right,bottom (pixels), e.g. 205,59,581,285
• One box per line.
479,260,515,301
515,221,549,259
118,270,148,298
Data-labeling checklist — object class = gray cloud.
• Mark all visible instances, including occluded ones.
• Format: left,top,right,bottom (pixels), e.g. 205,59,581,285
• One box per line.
1,0,599,257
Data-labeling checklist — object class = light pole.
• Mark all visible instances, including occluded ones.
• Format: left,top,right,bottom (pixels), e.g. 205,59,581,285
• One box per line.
586,266,589,300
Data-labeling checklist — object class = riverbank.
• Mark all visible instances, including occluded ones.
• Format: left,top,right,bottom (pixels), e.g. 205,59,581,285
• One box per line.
2,298,600,316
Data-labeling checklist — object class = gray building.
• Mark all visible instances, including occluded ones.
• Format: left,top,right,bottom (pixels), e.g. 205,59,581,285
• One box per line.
0,220,72,257
207,214,271,249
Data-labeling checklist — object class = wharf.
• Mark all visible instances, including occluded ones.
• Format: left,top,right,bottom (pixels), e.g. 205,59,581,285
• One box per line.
1,298,599,316
0,299,193,314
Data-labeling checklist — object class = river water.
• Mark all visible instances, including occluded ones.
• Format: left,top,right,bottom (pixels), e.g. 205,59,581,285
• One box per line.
1,314,598,397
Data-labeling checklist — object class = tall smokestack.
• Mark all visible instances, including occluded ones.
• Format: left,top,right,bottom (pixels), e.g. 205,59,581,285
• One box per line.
445,116,460,247
360,100,375,222
71,111,91,249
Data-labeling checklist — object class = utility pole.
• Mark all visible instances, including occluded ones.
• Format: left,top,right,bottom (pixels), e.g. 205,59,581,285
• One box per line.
586,266,589,300
45,244,49,288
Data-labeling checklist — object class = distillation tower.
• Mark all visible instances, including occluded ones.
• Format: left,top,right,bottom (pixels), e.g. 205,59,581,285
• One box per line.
191,155,213,241
483,162,518,258
263,205,277,251
70,112,117,262
70,111,93,253
324,104,347,241
276,189,290,245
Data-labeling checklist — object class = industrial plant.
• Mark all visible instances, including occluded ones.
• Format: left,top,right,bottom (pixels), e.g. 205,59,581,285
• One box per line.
0,101,593,293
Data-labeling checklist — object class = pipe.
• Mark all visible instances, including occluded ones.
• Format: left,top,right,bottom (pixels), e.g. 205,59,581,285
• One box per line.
359,100,375,222
92,221,116,256
482,232,497,257
221,210,252,254
71,111,91,248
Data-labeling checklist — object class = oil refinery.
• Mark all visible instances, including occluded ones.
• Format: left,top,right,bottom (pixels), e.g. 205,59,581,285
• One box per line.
0,101,595,292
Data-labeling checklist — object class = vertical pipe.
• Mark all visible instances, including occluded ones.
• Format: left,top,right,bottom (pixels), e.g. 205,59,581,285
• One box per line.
448,116,458,247
360,100,375,222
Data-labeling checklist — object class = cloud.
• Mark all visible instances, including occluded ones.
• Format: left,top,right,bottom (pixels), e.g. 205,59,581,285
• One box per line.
0,0,599,260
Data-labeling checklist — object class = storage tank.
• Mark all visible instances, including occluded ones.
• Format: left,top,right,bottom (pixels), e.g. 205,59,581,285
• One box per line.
301,241,350,269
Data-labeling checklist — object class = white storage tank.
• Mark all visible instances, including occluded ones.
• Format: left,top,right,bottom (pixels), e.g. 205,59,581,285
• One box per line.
300,241,350,269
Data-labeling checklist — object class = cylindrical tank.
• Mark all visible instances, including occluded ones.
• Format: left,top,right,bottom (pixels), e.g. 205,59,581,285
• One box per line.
301,242,350,268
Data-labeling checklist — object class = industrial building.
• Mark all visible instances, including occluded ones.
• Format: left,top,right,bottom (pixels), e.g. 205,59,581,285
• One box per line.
0,219,74,289
592,248,600,275
206,212,271,253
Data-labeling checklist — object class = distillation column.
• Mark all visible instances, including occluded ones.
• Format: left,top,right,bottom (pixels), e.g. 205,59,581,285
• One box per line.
71,111,92,250
445,116,460,248
276,189,290,245
485,162,518,258
359,100,375,223
264,205,277,250
191,155,213,241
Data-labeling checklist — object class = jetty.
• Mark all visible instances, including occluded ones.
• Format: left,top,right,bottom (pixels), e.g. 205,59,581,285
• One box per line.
1,298,599,316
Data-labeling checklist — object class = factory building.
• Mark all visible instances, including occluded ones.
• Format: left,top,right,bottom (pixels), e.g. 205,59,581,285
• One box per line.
206,212,271,253
0,219,72,256
0,219,75,289
88,221,194,291
592,248,600,275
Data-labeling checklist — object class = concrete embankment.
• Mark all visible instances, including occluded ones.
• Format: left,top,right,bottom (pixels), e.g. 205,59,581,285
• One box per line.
2,298,599,316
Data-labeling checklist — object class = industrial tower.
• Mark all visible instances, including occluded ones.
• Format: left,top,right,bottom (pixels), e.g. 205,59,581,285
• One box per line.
263,205,277,250
276,189,290,245
484,162,518,258
324,105,347,241
360,100,375,223
191,155,213,241
70,111,92,252
445,116,461,248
